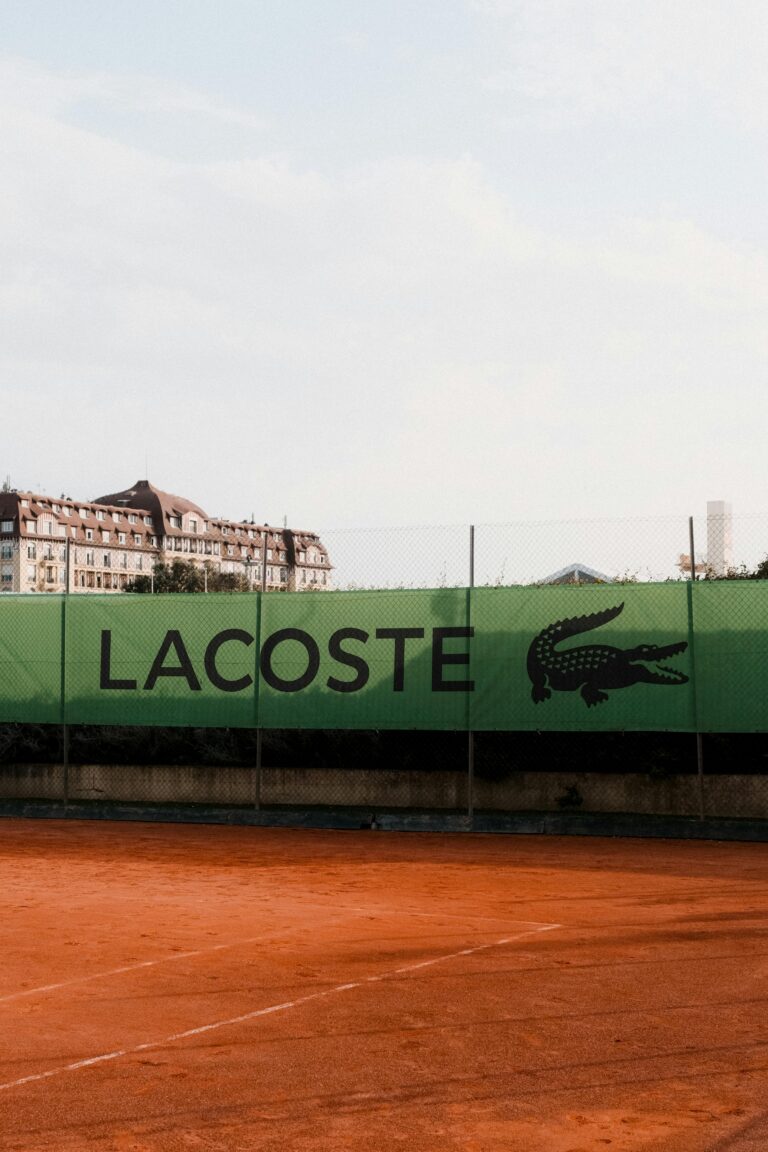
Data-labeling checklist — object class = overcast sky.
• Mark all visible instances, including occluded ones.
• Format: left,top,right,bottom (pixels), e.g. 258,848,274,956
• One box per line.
1,0,766,533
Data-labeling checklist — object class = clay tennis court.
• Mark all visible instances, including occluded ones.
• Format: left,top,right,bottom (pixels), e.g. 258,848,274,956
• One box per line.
1,821,767,1151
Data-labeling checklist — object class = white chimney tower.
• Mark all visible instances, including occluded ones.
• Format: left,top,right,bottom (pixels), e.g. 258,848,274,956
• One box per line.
706,500,733,576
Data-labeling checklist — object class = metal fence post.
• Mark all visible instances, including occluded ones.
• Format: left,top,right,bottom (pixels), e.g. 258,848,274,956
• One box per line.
467,524,475,829
688,516,705,819
254,542,268,810
61,538,70,809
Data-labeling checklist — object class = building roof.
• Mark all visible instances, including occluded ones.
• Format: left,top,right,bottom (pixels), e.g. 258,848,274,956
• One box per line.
95,479,207,527
539,562,610,585
1,481,331,569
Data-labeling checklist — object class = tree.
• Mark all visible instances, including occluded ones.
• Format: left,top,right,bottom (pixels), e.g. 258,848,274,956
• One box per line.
125,559,249,593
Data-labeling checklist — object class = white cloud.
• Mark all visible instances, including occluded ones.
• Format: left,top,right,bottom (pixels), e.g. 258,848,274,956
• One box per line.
473,0,768,132
1,52,767,536
0,56,267,130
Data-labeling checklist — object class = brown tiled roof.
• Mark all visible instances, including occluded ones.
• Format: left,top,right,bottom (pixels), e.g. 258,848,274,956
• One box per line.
0,482,331,568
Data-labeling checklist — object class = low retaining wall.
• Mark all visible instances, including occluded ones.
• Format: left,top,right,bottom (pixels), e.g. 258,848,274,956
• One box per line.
1,764,766,820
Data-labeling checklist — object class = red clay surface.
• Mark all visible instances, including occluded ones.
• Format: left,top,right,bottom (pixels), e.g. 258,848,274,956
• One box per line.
1,821,767,1152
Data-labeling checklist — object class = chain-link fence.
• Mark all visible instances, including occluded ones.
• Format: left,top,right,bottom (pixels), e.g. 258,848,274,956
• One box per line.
1,511,768,828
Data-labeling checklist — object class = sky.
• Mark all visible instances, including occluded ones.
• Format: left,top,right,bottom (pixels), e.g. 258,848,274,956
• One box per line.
1,0,767,544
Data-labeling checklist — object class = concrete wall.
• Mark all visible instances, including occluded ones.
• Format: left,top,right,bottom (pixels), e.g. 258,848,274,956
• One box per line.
1,763,767,820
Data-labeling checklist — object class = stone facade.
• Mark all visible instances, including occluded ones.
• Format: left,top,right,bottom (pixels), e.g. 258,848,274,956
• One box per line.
0,479,330,593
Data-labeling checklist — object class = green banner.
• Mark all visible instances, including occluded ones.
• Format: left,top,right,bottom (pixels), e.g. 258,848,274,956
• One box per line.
691,582,768,732
0,583,760,731
0,596,63,725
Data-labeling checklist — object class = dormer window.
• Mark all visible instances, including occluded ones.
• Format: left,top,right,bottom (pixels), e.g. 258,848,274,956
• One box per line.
169,515,181,529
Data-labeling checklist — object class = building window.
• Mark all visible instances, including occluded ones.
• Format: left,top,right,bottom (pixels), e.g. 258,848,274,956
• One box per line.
25,521,36,534
103,553,111,567
133,533,141,545
85,528,94,541
112,511,120,522
1,564,13,584
56,524,66,537
62,506,71,516
144,516,152,526
96,510,105,521
52,503,60,513
46,566,56,583
121,553,128,569
27,544,36,559
20,499,29,508
118,533,126,545
27,565,36,582
101,531,110,543
128,514,137,524
150,536,158,547
189,518,198,533
0,544,12,560
169,515,181,529
79,508,88,518
86,550,95,566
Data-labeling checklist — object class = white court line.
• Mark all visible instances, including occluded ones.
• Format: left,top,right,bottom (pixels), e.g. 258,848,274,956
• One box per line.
323,904,555,928
0,924,560,1093
1,905,555,1006
0,913,358,1006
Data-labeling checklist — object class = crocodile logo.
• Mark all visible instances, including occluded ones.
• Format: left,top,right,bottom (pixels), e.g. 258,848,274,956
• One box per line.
527,603,688,708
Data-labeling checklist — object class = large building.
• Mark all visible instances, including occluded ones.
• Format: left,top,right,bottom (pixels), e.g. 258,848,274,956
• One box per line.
0,479,331,593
